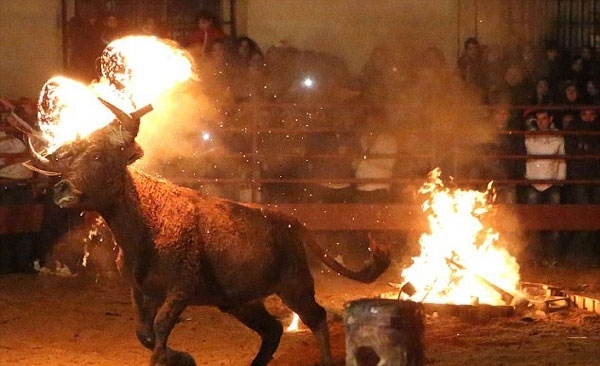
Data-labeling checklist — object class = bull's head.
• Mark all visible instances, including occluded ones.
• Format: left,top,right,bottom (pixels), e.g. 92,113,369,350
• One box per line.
28,100,152,211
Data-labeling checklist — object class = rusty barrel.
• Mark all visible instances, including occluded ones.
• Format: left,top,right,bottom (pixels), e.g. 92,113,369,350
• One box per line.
344,298,425,366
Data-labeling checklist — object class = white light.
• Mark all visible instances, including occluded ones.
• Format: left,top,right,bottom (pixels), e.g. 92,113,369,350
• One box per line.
201,131,211,141
302,77,314,88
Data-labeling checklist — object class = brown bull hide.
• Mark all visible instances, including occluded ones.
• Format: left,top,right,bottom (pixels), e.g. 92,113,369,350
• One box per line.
31,108,390,366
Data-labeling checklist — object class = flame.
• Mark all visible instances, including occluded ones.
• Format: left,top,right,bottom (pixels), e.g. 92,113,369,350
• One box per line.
99,35,195,108
400,168,520,305
36,36,195,154
37,76,117,153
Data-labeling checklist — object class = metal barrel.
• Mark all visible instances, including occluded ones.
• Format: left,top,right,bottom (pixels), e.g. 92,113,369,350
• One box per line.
344,298,425,366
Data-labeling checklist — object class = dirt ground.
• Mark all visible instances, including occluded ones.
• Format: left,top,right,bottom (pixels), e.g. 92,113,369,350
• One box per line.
1,256,600,366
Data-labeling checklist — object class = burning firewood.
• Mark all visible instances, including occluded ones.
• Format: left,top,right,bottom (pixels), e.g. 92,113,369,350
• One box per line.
444,256,515,305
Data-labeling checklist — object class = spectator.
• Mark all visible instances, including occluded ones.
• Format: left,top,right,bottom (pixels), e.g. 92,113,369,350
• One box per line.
581,45,600,80
353,109,398,203
307,130,360,204
258,133,309,203
584,77,600,105
205,38,231,69
100,13,124,47
357,46,402,103
0,101,36,274
562,55,589,92
133,15,172,38
457,37,487,100
564,107,600,266
66,13,103,83
534,41,565,93
475,105,525,203
232,51,270,103
198,39,235,103
516,42,540,82
490,64,532,106
233,36,262,67
523,108,566,266
489,64,533,131
529,77,556,106
184,10,229,60
557,80,587,129
483,43,508,96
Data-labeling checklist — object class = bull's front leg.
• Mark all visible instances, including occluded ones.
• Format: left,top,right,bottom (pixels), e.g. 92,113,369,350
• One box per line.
132,286,161,350
150,290,195,366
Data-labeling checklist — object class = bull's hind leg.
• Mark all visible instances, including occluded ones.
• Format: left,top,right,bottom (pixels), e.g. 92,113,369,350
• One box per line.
278,284,332,366
223,300,283,366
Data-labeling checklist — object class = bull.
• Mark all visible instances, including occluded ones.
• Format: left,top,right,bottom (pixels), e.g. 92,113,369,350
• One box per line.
27,100,390,366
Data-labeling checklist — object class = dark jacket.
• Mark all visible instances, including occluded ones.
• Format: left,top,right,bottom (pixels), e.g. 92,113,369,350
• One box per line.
565,117,600,179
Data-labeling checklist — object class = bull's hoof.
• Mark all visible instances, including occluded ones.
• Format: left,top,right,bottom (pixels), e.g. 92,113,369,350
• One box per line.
174,352,196,366
154,350,196,366
136,329,155,349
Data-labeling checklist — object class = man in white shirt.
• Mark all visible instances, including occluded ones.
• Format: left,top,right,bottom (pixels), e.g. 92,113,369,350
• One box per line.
354,112,398,203
524,108,566,266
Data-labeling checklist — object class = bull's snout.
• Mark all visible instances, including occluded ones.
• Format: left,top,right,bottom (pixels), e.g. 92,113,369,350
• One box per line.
53,180,81,208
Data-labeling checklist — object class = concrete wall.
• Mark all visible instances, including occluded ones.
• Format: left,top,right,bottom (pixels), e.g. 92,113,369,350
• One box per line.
0,0,521,98
0,0,63,99
244,0,513,74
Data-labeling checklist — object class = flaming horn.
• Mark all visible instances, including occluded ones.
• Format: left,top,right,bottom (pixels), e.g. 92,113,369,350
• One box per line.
24,98,153,176
97,98,153,137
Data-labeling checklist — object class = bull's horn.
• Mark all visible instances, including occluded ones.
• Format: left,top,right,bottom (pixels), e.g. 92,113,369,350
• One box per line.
22,160,61,176
25,136,62,176
97,98,135,126
131,104,154,120
28,136,50,164
97,98,153,136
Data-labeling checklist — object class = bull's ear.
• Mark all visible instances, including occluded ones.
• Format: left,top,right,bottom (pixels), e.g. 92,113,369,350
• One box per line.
123,142,144,165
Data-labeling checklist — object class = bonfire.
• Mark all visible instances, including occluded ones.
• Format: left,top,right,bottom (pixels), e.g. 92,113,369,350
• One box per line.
398,168,521,306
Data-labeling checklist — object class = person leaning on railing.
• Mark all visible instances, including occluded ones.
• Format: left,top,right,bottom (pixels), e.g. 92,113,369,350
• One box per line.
353,109,398,203
523,108,566,267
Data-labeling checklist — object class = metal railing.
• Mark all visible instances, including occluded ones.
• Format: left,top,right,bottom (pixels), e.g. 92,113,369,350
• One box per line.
4,102,600,232
162,102,600,231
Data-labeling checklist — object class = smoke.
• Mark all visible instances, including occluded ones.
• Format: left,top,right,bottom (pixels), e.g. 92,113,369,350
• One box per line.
128,40,513,206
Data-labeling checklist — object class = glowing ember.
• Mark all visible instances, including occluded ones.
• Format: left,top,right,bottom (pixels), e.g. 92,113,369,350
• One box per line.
400,168,520,306
36,36,195,154
286,312,301,332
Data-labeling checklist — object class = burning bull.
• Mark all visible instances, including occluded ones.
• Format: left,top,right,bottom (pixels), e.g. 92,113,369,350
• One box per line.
26,99,390,366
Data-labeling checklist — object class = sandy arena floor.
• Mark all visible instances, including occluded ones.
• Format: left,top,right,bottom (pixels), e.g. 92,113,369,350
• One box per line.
1,258,600,366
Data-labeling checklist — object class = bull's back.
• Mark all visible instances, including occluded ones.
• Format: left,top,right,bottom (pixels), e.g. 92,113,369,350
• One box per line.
131,172,309,300
194,198,310,300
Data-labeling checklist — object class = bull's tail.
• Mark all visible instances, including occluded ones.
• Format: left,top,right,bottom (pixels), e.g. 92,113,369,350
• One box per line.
300,226,391,283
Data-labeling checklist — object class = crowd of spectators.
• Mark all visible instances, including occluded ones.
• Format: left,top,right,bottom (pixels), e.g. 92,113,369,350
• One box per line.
192,29,600,268
179,29,600,268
